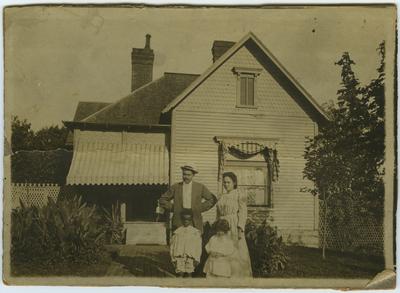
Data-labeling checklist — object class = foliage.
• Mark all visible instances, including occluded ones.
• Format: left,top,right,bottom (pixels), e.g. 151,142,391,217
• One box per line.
33,125,69,151
11,116,69,152
11,116,72,184
245,219,289,276
11,196,108,274
11,149,73,184
269,246,384,278
303,42,385,253
11,116,35,152
100,203,126,245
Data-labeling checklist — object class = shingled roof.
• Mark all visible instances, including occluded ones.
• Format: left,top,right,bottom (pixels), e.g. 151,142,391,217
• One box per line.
81,72,199,125
73,101,112,121
66,101,112,145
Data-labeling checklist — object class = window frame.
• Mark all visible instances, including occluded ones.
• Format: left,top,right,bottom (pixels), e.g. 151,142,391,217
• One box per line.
224,159,272,208
233,67,262,109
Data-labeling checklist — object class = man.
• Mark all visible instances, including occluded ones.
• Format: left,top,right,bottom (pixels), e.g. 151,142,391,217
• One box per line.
159,164,217,234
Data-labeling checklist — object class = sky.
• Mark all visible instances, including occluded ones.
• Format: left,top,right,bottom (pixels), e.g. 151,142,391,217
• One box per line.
4,5,396,130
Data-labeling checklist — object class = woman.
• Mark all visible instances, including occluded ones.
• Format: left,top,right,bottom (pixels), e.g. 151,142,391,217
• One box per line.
215,171,253,278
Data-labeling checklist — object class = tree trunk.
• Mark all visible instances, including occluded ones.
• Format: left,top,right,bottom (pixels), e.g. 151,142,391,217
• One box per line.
322,190,328,260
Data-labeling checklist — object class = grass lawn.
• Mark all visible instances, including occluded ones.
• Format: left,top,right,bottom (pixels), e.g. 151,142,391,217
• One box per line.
10,245,384,278
11,257,113,277
269,246,384,278
111,245,384,279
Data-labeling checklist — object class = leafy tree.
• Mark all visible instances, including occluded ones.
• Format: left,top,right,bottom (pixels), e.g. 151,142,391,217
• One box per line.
11,116,68,152
11,116,71,183
33,125,69,151
11,116,35,152
303,42,385,258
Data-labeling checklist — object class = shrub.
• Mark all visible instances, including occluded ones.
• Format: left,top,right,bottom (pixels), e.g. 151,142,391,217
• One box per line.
11,196,107,274
11,149,73,184
245,219,289,276
101,202,125,245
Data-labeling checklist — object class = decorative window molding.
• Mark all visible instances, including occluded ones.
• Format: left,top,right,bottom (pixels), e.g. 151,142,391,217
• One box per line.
233,67,263,76
214,136,279,208
233,67,262,108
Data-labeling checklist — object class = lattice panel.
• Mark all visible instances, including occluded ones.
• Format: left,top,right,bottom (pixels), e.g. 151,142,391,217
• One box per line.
11,183,60,209
319,200,384,254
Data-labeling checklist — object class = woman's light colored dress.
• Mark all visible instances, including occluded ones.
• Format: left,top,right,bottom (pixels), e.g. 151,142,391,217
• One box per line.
216,189,253,277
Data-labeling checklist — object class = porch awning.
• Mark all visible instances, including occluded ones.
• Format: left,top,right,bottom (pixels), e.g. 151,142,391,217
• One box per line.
66,130,169,185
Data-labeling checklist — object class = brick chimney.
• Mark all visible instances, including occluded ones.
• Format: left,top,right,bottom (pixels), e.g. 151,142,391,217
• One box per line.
211,40,235,63
131,34,155,92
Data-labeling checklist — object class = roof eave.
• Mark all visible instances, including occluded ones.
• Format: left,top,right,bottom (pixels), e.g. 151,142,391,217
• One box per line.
63,121,171,132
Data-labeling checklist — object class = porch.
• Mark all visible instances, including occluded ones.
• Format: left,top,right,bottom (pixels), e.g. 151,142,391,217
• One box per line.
66,130,170,245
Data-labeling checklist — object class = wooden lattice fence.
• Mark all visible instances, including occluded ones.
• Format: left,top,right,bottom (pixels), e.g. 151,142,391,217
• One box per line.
11,183,79,209
319,200,384,255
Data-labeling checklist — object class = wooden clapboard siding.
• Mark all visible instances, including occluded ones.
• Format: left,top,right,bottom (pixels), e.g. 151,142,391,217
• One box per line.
172,112,316,229
175,44,309,118
171,44,318,231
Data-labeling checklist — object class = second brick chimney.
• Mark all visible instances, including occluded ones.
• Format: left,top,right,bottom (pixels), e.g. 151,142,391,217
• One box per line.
211,40,235,63
131,34,155,92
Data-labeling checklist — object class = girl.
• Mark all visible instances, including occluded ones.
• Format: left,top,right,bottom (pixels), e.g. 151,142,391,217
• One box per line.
203,219,235,278
170,209,202,277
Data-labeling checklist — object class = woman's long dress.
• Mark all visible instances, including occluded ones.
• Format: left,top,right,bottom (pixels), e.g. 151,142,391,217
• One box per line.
216,189,253,277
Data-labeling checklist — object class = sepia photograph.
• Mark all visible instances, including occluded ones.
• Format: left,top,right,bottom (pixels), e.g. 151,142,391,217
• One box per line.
2,3,397,289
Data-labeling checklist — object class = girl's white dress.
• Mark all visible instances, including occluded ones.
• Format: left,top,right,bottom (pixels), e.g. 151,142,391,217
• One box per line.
216,189,253,277
203,234,235,278
170,225,202,273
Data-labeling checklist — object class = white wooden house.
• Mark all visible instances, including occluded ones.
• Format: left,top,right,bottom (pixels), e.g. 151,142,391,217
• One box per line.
64,32,328,247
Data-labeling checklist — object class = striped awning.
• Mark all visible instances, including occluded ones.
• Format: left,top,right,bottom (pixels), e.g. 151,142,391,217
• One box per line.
67,130,169,185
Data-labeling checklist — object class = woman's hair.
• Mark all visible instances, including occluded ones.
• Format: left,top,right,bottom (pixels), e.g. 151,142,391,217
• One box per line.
180,208,193,219
214,219,230,233
223,171,238,189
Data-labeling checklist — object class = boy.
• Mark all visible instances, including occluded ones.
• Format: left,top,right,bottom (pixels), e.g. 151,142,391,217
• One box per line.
169,209,202,277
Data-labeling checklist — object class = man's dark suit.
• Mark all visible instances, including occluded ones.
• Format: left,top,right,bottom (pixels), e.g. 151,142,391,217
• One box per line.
159,181,217,234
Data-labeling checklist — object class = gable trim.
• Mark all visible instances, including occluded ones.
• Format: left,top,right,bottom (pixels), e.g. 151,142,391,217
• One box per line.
161,31,329,122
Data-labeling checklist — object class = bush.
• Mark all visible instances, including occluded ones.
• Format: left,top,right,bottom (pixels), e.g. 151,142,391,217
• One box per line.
11,196,108,275
245,219,289,277
11,149,73,184
100,203,125,245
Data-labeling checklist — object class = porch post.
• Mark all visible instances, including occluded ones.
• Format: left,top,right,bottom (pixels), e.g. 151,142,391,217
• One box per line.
121,202,126,223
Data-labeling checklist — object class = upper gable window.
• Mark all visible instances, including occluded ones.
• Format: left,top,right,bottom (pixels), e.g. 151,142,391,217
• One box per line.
233,67,262,108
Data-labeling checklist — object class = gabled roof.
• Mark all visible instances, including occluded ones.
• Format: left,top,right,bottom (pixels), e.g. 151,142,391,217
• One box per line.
73,101,111,121
81,72,199,125
66,101,112,146
162,32,329,123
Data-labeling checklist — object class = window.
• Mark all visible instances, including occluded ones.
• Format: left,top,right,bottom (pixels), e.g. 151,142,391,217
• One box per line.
233,67,262,108
224,161,271,207
240,76,255,106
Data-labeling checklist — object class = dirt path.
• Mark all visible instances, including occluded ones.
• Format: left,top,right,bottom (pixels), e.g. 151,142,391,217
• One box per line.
106,245,176,277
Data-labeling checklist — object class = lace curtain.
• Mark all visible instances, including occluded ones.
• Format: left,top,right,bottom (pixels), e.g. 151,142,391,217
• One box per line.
214,137,280,195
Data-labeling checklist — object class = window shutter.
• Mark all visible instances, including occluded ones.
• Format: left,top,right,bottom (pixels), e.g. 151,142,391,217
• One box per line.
247,78,254,105
240,77,247,105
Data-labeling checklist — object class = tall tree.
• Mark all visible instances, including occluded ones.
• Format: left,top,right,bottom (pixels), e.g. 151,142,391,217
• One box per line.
303,42,385,257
